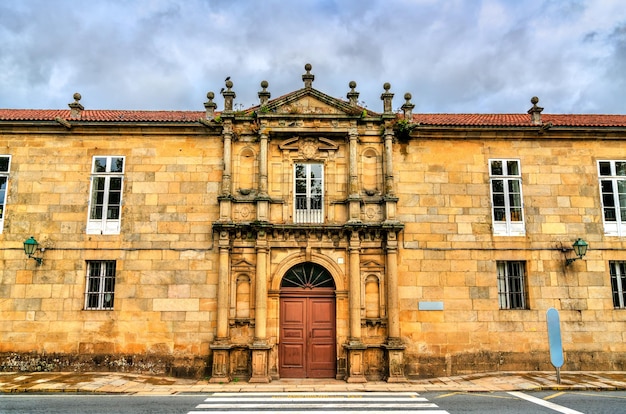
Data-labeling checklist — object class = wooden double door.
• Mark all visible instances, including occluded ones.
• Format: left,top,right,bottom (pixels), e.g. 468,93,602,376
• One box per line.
279,290,336,378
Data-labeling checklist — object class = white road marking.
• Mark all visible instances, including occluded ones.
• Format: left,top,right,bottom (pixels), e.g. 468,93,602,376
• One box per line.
190,391,450,413
508,391,586,414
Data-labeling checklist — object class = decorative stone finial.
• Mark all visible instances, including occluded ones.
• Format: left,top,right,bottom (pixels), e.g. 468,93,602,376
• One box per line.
68,92,84,119
222,79,236,113
302,63,314,88
258,80,271,106
527,96,543,125
380,83,394,115
204,91,217,120
401,92,415,120
347,81,359,106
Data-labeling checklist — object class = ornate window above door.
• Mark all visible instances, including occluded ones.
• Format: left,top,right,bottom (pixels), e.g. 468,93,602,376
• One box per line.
294,163,324,224
281,262,335,289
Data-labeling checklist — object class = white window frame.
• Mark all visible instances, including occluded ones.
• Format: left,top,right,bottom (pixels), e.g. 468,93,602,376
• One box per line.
84,260,116,310
294,162,324,224
87,156,125,235
0,155,11,234
610,261,626,309
598,160,626,236
497,261,527,310
489,159,525,236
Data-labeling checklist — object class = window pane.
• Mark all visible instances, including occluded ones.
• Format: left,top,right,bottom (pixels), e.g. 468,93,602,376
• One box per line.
490,160,503,176
491,180,504,193
109,177,122,191
509,193,522,208
493,208,506,221
94,158,107,172
311,179,322,195
295,180,306,194
599,161,611,176
295,164,306,179
616,162,626,176
310,164,322,179
508,179,520,193
492,194,505,207
506,160,519,176
107,206,120,220
111,157,124,173
0,157,9,172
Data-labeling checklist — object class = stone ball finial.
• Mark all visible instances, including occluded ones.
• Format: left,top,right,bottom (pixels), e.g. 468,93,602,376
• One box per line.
261,80,269,89
207,91,215,100
349,81,357,89
305,63,312,72
73,92,81,102
531,96,539,105
383,82,391,91
404,93,412,101
225,79,234,89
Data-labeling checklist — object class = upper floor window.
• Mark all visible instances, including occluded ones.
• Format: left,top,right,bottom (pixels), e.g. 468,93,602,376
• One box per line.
87,156,124,235
294,163,323,223
0,155,11,234
85,260,116,310
610,261,626,309
599,161,626,236
497,260,528,310
489,159,525,236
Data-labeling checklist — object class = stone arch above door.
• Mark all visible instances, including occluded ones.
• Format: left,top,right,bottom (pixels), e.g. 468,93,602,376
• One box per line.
271,252,345,292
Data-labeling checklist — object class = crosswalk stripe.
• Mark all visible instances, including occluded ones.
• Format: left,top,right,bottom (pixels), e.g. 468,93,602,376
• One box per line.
189,391,450,413
197,402,439,409
189,411,449,414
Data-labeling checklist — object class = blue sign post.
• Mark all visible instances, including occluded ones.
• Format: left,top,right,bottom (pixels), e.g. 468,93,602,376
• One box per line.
546,307,564,384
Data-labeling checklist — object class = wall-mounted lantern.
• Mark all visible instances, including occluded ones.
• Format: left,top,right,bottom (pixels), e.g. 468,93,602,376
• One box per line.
565,238,588,266
23,236,43,265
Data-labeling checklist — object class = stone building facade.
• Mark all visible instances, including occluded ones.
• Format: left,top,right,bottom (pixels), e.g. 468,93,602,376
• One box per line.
1,65,626,380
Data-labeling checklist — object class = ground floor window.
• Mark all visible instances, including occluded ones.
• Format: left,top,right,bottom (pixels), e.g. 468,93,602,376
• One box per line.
85,261,116,310
497,261,527,309
610,261,626,309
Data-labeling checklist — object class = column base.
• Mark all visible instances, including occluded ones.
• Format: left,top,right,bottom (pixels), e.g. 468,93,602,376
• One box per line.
343,341,367,383
383,339,407,383
208,343,232,383
248,342,272,383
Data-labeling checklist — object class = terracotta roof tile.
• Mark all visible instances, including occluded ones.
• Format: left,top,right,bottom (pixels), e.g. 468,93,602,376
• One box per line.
412,113,626,127
1,109,626,127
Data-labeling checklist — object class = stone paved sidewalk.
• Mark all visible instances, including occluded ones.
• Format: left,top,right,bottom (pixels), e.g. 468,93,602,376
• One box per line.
1,371,626,394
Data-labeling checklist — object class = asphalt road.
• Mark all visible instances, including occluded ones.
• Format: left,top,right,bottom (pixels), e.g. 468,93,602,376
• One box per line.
1,390,626,413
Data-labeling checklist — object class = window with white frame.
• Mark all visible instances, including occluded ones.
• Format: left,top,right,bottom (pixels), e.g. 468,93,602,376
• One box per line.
489,159,525,236
85,261,116,310
598,161,626,236
497,261,527,310
87,156,124,234
0,155,10,234
610,261,626,309
294,162,323,223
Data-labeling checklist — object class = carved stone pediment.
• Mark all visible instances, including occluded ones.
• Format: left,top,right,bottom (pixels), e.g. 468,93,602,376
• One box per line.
278,136,339,158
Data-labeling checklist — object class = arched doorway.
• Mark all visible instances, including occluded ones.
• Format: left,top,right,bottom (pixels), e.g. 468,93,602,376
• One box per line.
279,262,336,378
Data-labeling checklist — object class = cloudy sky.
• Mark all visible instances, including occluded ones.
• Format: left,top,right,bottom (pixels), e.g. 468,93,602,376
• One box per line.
1,0,625,114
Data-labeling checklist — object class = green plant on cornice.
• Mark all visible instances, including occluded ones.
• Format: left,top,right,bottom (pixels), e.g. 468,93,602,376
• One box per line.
213,115,223,123
392,119,415,140
260,105,270,114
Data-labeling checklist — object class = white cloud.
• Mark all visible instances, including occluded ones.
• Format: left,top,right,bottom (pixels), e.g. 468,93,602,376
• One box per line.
0,0,625,113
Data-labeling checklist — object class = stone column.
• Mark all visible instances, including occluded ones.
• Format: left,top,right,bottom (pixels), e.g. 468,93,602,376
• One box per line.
348,126,361,222
383,127,395,197
259,131,268,197
256,130,270,222
218,122,233,221
209,231,232,383
250,231,271,383
344,230,366,383
383,230,406,382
